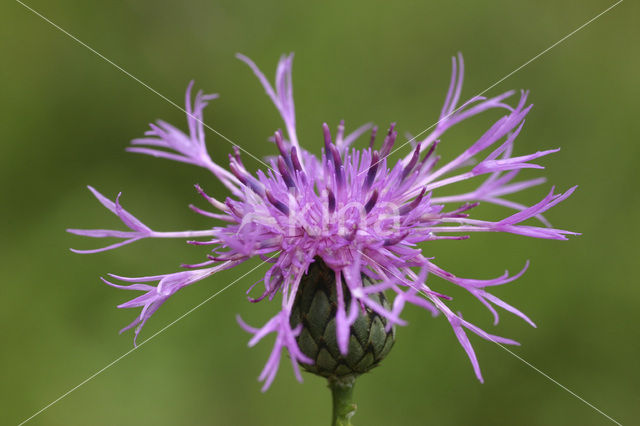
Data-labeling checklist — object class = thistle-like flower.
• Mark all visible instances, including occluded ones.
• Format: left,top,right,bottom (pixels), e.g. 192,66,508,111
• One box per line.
69,53,576,394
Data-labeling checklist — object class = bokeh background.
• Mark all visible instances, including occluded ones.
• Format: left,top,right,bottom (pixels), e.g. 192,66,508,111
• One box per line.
1,1,638,425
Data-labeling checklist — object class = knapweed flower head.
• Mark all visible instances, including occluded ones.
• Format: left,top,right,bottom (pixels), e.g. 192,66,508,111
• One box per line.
69,52,576,391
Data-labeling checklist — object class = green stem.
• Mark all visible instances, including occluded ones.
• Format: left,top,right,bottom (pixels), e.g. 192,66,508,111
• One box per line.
328,376,357,426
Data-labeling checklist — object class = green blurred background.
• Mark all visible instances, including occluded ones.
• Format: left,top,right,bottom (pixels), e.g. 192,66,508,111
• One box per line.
1,1,638,425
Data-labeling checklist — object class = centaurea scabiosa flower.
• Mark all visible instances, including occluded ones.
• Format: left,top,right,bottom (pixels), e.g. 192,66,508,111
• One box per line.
69,53,576,418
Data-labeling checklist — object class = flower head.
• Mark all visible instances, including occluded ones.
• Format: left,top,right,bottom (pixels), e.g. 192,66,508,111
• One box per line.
69,52,576,390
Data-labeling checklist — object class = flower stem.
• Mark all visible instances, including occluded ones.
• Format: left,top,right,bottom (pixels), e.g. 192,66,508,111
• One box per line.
328,376,357,426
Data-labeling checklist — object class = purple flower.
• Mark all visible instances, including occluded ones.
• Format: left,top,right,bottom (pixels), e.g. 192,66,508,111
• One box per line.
69,52,577,390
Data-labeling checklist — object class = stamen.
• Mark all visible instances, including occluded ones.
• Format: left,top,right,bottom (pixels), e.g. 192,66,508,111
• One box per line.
277,157,296,189
327,188,336,213
274,130,288,157
329,144,344,189
368,125,378,149
224,198,243,217
322,123,333,155
228,161,248,185
265,190,289,215
402,145,421,180
444,202,480,218
233,146,244,166
379,123,397,158
420,140,439,166
364,151,380,190
400,188,426,215
365,190,379,213
383,231,409,246
274,131,293,170
290,146,303,172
